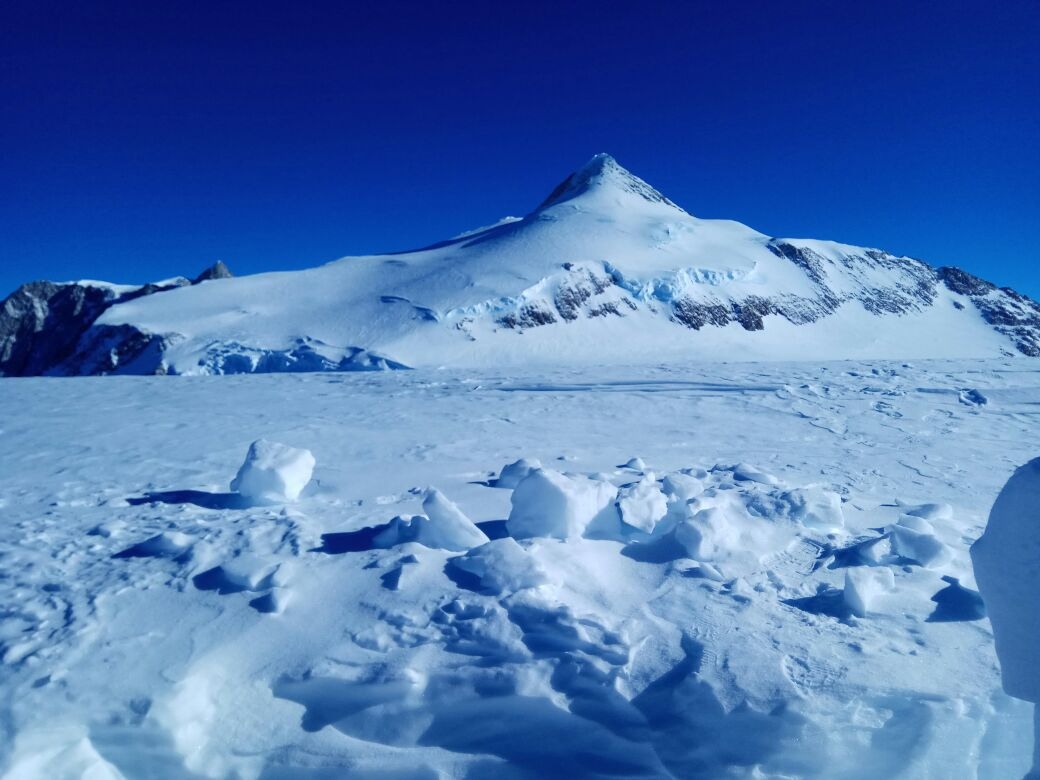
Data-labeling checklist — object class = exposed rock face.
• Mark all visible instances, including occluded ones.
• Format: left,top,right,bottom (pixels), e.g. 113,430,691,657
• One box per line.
0,263,231,376
487,239,1040,358
0,281,115,376
193,261,233,284
937,267,1040,356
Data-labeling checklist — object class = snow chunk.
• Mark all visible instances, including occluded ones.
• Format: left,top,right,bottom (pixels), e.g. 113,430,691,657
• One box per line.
843,567,895,618
230,439,315,503
781,486,845,532
617,475,668,534
661,472,704,502
494,457,542,489
420,488,490,551
621,457,647,471
448,538,547,595
888,520,950,568
507,469,618,540
972,457,1040,702
894,513,933,533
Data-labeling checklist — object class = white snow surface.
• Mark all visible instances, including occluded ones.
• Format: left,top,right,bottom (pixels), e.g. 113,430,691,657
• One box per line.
0,359,1037,778
92,154,1014,374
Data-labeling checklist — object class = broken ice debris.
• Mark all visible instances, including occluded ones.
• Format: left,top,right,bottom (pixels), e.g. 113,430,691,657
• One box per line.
843,566,895,617
419,488,490,550
494,457,542,489
888,516,950,568
230,439,315,503
508,469,618,540
617,475,668,534
373,489,489,551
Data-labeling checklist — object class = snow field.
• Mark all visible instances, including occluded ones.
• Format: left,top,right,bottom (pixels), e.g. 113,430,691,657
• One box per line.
0,359,1037,778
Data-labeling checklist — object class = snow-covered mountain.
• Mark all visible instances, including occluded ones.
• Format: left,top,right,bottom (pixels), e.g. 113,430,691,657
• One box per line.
3,155,1039,376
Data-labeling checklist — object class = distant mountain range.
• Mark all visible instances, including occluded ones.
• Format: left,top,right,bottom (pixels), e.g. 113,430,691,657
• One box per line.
3,155,1038,376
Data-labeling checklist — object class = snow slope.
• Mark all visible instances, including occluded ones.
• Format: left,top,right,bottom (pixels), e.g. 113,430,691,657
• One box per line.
0,359,1036,777
23,154,1032,374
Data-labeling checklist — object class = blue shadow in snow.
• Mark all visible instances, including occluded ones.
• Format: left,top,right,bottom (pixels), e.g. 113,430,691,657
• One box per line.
927,576,986,622
127,490,252,510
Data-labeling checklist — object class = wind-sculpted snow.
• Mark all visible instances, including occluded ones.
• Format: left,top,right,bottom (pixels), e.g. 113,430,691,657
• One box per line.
3,155,1039,375
1,360,1036,777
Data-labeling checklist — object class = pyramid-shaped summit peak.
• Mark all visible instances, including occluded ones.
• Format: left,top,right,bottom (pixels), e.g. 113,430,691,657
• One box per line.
534,153,683,213
577,152,622,175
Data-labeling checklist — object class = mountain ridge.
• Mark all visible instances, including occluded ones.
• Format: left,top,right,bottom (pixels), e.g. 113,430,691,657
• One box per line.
2,156,1038,376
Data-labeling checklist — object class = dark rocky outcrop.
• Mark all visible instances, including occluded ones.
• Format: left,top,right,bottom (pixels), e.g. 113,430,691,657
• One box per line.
0,281,115,376
0,262,232,376
938,266,1040,356
483,241,1040,359
193,261,233,284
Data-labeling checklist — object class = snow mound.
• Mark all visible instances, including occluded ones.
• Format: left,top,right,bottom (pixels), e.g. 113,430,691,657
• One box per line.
507,469,618,540
972,457,1040,703
229,439,315,503
675,488,798,567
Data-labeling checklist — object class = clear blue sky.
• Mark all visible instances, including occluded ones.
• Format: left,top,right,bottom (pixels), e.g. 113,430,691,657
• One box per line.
2,0,1038,298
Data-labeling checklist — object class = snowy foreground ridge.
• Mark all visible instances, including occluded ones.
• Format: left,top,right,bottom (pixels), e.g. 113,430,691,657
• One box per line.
3,154,1040,376
1,360,1037,778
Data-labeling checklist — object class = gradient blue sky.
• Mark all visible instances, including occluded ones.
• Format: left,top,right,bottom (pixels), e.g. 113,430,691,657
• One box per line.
2,0,1038,298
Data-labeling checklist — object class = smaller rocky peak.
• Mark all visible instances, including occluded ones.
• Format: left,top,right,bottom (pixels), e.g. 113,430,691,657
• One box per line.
937,266,996,297
193,260,233,284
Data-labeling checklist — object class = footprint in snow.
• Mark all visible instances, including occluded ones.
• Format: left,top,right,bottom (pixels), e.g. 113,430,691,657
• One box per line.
958,388,988,407
871,400,904,418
